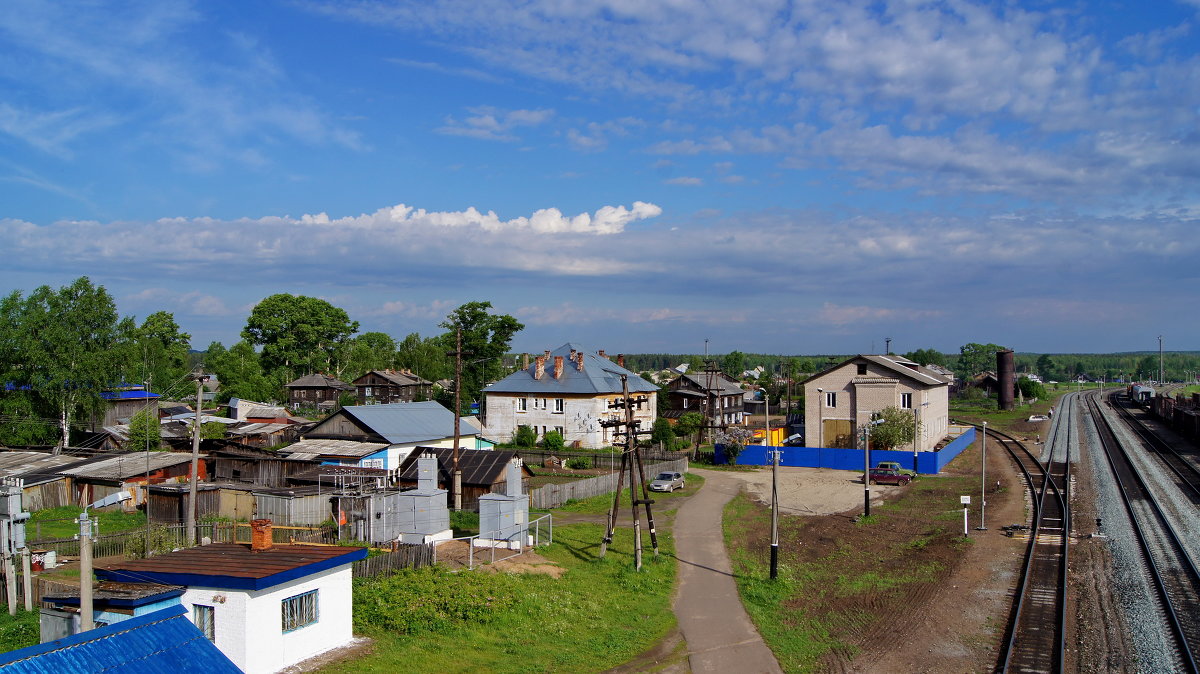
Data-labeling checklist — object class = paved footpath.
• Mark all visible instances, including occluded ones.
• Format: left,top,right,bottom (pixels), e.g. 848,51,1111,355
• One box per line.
673,469,784,673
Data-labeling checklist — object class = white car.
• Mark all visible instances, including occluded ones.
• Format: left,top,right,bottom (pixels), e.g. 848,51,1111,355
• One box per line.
649,472,686,492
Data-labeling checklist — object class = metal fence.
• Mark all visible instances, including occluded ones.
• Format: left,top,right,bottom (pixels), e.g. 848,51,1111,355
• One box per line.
517,448,688,470
527,458,689,509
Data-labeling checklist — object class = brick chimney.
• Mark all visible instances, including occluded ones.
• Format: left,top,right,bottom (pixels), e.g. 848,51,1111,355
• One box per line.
575,351,584,371
535,355,545,380
598,349,607,359
250,518,273,552
554,356,564,379
522,353,529,370
617,354,625,368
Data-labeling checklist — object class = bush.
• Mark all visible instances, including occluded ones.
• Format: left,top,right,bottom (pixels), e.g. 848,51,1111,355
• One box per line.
513,425,537,448
565,457,591,469
353,567,518,635
541,429,565,452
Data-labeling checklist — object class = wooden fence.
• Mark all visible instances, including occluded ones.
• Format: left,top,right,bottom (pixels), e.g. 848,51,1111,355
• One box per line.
351,543,434,578
527,458,689,509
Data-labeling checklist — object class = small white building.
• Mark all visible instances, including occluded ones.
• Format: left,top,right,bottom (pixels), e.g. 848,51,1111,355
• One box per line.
97,521,367,674
484,344,658,449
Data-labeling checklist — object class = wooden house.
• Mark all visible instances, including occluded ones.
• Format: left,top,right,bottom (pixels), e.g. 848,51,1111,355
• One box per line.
352,370,432,405
285,373,353,411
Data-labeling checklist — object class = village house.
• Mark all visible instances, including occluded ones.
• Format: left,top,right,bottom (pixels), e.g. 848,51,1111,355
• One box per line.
353,369,433,405
97,520,367,674
294,401,477,471
663,371,746,426
803,354,950,451
483,344,657,449
284,373,354,411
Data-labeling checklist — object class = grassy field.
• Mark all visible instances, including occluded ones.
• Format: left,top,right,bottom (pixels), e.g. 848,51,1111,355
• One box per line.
0,609,39,653
325,522,677,673
28,506,146,541
723,472,979,672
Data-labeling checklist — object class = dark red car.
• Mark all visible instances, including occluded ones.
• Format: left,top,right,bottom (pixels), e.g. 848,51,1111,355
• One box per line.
867,468,912,486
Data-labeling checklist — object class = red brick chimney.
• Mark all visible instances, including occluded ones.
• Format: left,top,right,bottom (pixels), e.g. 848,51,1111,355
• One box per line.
598,349,607,359
575,352,584,371
617,354,625,368
250,519,273,552
535,356,545,380
554,356,564,379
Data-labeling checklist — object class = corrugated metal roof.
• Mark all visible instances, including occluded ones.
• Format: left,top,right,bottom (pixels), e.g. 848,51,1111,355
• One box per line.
485,343,658,395
0,604,240,673
394,448,530,487
332,401,475,444
98,543,367,591
227,423,291,435
285,373,353,389
676,372,744,395
0,451,85,477
284,438,388,458
58,453,194,480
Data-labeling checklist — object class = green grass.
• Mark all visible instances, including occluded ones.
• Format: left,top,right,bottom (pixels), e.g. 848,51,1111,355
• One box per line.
0,609,39,653
449,510,479,537
325,523,676,673
554,473,705,515
29,506,146,540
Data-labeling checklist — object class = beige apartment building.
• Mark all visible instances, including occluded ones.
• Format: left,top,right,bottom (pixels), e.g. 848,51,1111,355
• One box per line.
804,355,951,451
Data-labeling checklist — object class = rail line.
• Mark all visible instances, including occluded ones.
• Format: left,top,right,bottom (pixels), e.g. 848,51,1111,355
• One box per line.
1085,392,1200,672
985,395,1073,674
1107,392,1200,503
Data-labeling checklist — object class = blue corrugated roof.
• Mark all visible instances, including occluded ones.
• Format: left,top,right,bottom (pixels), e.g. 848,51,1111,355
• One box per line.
486,343,658,395
100,390,162,400
340,401,476,444
0,605,240,673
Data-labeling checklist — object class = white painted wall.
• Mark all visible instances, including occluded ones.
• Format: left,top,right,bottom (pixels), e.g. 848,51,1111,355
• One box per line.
484,392,657,448
181,565,354,674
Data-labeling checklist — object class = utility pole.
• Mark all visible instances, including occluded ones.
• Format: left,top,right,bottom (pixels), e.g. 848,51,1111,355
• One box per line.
1158,335,1164,384
78,510,94,630
768,397,779,580
977,421,988,530
186,371,209,546
448,327,465,511
885,337,892,355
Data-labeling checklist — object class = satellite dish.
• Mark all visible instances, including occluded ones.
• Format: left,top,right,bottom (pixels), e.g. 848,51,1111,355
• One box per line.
87,491,132,511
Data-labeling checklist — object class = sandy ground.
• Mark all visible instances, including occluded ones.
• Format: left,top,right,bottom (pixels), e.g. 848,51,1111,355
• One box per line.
703,465,913,516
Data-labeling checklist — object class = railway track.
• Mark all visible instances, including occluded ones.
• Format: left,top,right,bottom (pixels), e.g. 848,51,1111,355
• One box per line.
1085,392,1200,672
1107,392,1200,503
988,395,1073,674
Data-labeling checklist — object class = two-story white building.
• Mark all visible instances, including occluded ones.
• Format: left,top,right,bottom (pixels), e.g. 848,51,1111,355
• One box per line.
804,354,951,451
484,344,657,449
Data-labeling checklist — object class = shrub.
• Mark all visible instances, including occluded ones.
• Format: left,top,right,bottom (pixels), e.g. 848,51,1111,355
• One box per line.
565,457,591,469
541,429,565,452
513,425,537,448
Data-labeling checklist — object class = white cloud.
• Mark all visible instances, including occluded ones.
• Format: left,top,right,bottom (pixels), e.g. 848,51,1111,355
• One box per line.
665,176,702,186
436,106,555,142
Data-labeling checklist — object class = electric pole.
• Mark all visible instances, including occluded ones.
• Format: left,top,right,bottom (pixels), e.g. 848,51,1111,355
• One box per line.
448,327,465,511
186,371,209,546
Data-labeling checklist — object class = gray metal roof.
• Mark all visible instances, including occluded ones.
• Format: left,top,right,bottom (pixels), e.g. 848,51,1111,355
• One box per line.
676,372,744,395
285,373,353,389
486,343,657,395
0,451,87,479
59,453,195,480
806,355,951,388
284,438,388,458
336,401,476,444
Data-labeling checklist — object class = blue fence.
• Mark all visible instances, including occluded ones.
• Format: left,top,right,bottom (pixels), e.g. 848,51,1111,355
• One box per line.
715,426,977,475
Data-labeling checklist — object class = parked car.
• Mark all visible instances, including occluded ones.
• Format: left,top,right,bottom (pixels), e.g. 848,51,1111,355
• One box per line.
875,461,916,478
649,471,686,492
867,467,912,486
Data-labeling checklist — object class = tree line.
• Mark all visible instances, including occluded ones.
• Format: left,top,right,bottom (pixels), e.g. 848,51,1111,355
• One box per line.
0,277,524,450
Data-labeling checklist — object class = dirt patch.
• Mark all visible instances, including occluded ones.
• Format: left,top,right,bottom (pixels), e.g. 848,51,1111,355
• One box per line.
279,637,376,673
432,539,565,577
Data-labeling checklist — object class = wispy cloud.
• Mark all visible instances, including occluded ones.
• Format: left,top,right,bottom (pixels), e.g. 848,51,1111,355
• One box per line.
436,106,555,142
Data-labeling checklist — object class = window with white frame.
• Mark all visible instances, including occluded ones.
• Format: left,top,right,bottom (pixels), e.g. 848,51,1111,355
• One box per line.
193,604,215,642
554,398,564,413
517,398,527,412
282,590,318,632
900,393,912,409
825,391,837,407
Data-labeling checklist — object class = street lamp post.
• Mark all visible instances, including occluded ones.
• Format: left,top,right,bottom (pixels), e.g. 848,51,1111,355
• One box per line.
862,418,884,518
816,388,824,448
977,421,988,530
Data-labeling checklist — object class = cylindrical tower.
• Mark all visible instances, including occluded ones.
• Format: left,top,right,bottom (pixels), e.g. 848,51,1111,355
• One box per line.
997,349,1015,411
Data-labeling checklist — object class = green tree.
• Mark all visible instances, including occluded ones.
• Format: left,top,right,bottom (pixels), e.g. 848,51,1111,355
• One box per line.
904,348,946,367
205,340,277,403
721,351,746,377
337,331,397,381
20,278,124,452
242,294,359,382
439,302,524,414
1035,354,1055,379
650,418,675,448
133,311,192,393
127,408,161,451
867,406,917,451
1018,376,1047,400
513,425,537,448
956,342,1007,379
540,429,564,452
395,333,450,382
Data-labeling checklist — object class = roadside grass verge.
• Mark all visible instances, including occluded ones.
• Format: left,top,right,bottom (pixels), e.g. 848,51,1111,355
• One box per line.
326,522,676,673
554,473,705,515
723,472,979,672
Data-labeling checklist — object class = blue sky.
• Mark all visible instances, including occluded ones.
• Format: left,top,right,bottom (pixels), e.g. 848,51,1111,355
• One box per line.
2,0,1198,357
